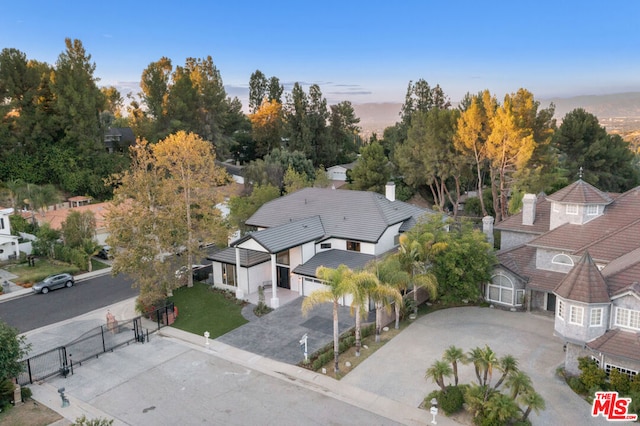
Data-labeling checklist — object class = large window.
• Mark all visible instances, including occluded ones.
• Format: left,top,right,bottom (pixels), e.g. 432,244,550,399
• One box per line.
346,240,361,252
614,307,640,330
590,308,603,327
557,300,565,319
487,274,515,305
566,204,578,215
222,263,236,287
586,205,598,215
569,305,584,325
605,364,638,380
276,250,289,265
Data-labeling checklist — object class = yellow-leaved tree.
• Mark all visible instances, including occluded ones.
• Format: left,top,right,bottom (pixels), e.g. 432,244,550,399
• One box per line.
249,99,283,157
106,131,229,308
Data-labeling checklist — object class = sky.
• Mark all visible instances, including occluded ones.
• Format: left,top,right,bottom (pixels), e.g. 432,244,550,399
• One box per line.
2,1,640,107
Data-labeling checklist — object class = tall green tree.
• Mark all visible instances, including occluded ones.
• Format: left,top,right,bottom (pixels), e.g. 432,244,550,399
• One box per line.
443,345,467,386
227,184,280,236
248,70,268,113
302,265,353,374
425,360,453,392
350,141,390,193
368,255,409,330
553,108,639,191
61,210,96,248
284,82,310,156
329,101,361,165
307,84,330,166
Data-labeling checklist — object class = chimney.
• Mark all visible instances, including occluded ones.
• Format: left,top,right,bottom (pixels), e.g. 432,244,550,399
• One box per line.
385,182,396,201
482,216,494,246
522,194,537,226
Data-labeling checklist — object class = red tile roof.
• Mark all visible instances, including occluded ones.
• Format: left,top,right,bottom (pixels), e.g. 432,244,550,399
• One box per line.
587,329,640,362
554,251,610,303
546,179,613,204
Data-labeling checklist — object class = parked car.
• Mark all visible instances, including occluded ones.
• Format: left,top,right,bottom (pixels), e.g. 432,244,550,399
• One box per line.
32,273,75,294
97,245,112,259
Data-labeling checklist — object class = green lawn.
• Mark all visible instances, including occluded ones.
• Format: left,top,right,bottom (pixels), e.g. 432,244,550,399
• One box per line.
4,257,110,284
168,282,248,337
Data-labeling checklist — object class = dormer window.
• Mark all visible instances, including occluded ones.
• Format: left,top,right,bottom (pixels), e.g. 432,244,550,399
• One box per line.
566,204,578,215
552,254,574,266
586,205,598,215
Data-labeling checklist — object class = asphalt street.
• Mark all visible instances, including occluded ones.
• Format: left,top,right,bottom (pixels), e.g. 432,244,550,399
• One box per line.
0,272,136,333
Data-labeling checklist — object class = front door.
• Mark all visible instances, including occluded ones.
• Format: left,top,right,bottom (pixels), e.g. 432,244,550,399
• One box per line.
546,293,556,312
277,266,290,289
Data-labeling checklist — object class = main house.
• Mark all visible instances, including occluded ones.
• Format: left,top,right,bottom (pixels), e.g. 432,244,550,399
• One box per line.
0,207,20,261
488,179,640,376
208,185,429,308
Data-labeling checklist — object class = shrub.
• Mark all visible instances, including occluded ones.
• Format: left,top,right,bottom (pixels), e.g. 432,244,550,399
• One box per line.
439,385,465,415
567,376,587,394
578,357,606,390
630,373,640,393
609,369,630,394
20,385,32,401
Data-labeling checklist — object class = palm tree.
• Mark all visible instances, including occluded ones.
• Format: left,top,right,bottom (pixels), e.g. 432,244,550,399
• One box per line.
493,354,519,390
425,360,453,392
464,384,488,419
348,270,377,356
302,265,352,373
368,257,406,333
369,277,402,343
479,346,499,400
396,229,442,316
517,389,546,422
443,345,466,386
505,370,532,400
82,239,102,272
467,346,486,385
485,392,520,424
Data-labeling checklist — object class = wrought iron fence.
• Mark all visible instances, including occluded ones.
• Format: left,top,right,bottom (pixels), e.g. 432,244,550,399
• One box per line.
17,302,174,386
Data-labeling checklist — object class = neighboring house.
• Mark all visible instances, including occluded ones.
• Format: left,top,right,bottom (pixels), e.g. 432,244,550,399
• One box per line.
326,160,358,188
208,184,430,308
104,127,136,153
0,207,19,261
488,179,640,376
217,160,245,185
35,199,111,246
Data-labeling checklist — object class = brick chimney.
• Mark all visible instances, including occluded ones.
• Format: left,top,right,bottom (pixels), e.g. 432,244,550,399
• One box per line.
522,193,537,226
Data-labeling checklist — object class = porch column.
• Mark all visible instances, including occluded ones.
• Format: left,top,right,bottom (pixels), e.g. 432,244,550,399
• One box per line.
270,253,279,308
234,247,244,300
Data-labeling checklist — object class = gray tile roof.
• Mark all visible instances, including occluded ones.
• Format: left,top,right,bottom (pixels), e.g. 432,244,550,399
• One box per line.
292,249,376,277
234,216,325,253
207,247,270,267
246,187,428,243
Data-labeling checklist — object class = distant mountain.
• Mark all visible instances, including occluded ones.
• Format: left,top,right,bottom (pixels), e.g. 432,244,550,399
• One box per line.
352,92,640,136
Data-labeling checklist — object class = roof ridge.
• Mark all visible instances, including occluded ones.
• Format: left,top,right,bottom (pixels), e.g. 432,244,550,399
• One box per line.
575,216,640,255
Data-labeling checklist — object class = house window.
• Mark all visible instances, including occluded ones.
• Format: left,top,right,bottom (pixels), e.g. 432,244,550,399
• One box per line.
614,307,640,330
557,300,565,320
566,204,578,215
586,205,598,215
552,254,574,266
393,234,400,245
276,250,289,265
0,218,4,230
605,363,638,380
487,274,514,305
222,263,236,287
346,240,361,252
320,243,331,249
590,308,603,327
569,305,583,325
553,203,559,212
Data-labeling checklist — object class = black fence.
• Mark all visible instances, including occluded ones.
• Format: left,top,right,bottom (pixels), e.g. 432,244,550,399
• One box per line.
17,302,174,386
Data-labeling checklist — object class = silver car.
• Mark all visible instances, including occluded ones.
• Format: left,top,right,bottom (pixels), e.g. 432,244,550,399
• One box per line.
32,273,75,294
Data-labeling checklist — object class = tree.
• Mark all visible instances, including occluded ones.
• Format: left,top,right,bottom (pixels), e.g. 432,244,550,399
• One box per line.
248,70,268,113
244,148,315,191
0,320,31,381
152,131,230,287
347,270,379,356
32,223,60,259
554,108,639,192
486,91,537,222
249,99,283,157
61,210,96,249
329,101,361,165
107,133,229,304
140,57,172,137
425,360,453,392
396,218,444,315
493,354,518,390
517,389,545,422
283,166,312,194
443,345,466,386
484,392,520,424
227,184,280,236
505,370,532,400
369,255,409,330
454,90,496,216
350,141,390,193
301,265,352,373
284,83,310,156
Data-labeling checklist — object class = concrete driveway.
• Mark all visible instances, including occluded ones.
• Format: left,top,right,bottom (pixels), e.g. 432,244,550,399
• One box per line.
342,306,626,425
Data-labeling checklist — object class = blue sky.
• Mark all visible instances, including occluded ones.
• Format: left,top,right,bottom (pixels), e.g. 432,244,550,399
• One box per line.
2,1,639,106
